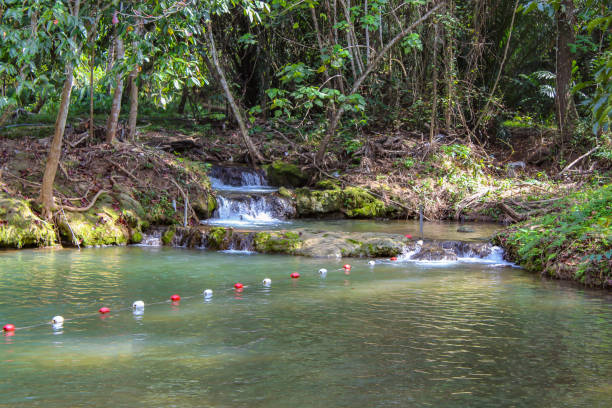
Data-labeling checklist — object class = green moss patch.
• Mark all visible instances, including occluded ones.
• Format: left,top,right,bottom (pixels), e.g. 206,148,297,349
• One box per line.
295,187,397,219
265,161,308,187
0,193,57,249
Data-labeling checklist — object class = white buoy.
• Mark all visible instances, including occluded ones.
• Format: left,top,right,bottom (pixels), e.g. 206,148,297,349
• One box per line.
203,289,213,298
318,268,327,275
417,240,423,246
132,300,145,311
262,278,272,286
51,316,64,325
368,260,376,266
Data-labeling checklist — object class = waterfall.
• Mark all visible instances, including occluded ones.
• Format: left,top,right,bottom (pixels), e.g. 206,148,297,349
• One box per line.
204,165,295,227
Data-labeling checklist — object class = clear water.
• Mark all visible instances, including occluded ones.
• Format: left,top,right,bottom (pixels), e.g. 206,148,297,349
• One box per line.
1,247,611,407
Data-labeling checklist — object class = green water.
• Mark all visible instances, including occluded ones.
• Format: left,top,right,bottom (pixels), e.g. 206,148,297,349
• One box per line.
1,247,611,407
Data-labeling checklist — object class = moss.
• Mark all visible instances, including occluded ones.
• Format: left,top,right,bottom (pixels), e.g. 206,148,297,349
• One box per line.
295,187,396,219
315,179,340,190
277,186,294,199
57,193,133,247
265,161,308,187
206,227,228,249
161,227,176,245
0,193,57,249
193,192,218,219
253,231,302,254
131,231,143,244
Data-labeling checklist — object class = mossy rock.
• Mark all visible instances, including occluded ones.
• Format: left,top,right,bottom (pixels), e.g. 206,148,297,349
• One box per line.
58,193,130,247
193,192,217,219
205,226,229,249
253,231,302,254
315,179,340,190
162,227,176,246
295,187,397,219
0,193,57,249
277,186,294,199
265,161,308,187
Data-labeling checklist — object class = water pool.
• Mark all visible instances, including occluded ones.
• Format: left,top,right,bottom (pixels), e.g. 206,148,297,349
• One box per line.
1,247,611,407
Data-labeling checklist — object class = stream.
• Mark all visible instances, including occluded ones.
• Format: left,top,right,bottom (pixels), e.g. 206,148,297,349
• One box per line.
1,165,611,407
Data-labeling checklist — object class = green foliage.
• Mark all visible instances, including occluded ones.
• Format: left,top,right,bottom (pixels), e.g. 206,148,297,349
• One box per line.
497,185,612,287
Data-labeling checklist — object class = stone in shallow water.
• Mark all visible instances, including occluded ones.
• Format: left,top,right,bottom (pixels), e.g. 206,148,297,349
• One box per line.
410,245,458,261
457,225,476,233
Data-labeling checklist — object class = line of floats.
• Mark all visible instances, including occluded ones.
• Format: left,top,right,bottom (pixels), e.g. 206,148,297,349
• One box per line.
2,262,389,335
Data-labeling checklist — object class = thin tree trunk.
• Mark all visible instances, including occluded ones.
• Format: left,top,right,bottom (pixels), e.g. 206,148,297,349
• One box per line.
365,0,370,64
315,2,444,165
205,22,264,164
556,0,575,146
430,20,439,143
106,33,125,143
445,1,454,134
40,65,74,218
178,87,188,115
127,67,139,141
89,42,95,140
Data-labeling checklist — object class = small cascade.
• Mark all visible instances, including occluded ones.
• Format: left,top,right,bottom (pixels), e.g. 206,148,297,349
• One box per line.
204,165,295,228
137,230,162,246
398,241,514,265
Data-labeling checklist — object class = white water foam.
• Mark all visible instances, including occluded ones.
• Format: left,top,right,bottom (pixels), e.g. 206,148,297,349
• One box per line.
204,195,291,228
395,244,515,267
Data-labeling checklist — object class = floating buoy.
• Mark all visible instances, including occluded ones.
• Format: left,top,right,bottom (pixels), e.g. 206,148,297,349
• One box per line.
234,283,244,289
99,307,110,314
290,272,300,279
170,294,181,302
51,316,64,325
3,324,15,332
203,289,213,298
368,260,375,266
343,264,351,270
405,234,412,239
262,278,271,286
390,257,398,261
318,268,327,275
132,301,145,310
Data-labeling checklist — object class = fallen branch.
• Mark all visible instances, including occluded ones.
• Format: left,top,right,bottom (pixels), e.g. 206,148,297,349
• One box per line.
558,147,599,176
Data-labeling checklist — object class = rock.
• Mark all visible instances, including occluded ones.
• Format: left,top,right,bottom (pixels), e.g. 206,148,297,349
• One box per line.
265,161,309,187
0,193,56,249
457,225,475,233
411,245,458,261
294,187,397,219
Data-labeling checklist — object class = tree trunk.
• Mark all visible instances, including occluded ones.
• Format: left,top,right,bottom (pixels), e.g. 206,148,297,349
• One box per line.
556,0,575,146
445,0,454,134
31,95,47,114
205,22,264,164
178,87,188,115
40,65,74,218
106,33,125,143
127,67,139,141
89,43,95,141
430,20,439,143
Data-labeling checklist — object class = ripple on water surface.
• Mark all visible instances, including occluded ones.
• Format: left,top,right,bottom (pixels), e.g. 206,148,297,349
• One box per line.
1,247,611,407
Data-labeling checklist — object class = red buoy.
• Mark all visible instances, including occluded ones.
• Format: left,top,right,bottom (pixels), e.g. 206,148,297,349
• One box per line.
405,234,412,239
343,264,351,270
390,257,398,261
3,324,15,332
170,294,181,302
291,272,300,279
99,307,110,314
234,283,244,289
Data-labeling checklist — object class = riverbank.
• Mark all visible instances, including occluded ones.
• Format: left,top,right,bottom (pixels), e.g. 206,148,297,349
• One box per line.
494,184,611,288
